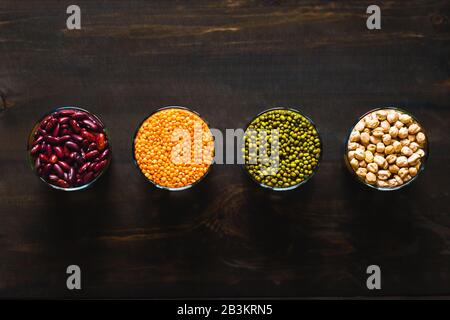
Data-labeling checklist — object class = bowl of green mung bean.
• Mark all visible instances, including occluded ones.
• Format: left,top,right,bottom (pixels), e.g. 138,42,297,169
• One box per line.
243,107,322,191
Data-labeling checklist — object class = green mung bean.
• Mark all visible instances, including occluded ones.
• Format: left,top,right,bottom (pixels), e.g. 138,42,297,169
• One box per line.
244,109,321,189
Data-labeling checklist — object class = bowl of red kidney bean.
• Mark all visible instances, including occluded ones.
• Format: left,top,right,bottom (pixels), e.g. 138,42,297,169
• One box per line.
27,106,111,191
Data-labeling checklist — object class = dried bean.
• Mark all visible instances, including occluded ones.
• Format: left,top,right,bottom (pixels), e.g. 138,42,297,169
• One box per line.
65,141,80,151
53,163,65,179
54,146,64,158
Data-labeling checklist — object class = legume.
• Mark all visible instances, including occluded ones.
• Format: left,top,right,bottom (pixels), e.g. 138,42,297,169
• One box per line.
134,108,214,190
28,107,111,189
346,108,427,189
243,108,321,189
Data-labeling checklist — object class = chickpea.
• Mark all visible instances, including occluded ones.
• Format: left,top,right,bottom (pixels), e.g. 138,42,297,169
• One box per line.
365,150,374,163
372,129,384,138
387,111,399,124
356,168,367,178
365,117,379,129
366,172,377,184
377,180,389,188
396,156,408,167
367,144,376,153
350,158,359,170
395,121,404,129
409,142,419,152
359,161,367,168
400,139,410,146
408,123,420,134
394,175,403,185
407,153,420,166
378,170,391,180
355,120,366,132
384,145,394,155
367,162,379,173
398,127,409,139
360,132,370,145
354,148,365,160
374,155,386,167
376,110,388,120
347,142,359,151
348,151,355,160
350,130,360,142
408,134,416,142
392,141,402,152
389,126,398,138
401,146,413,157
388,178,398,187
370,135,381,144
380,120,391,133
403,174,412,182
416,149,425,158
398,167,409,179
376,142,385,153
416,132,426,144
386,154,397,164
399,114,412,124
409,167,418,177
389,164,399,174
382,134,392,145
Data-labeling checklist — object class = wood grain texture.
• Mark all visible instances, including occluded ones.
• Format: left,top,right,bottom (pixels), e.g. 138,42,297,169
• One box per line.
0,0,449,298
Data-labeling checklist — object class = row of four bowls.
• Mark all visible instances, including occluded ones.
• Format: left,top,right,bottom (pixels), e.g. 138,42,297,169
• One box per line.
27,106,428,192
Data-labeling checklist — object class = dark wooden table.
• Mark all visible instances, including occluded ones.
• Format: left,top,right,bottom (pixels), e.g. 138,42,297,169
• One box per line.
0,0,449,299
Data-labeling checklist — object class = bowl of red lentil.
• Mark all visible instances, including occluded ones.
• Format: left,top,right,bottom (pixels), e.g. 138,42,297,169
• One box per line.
133,106,215,191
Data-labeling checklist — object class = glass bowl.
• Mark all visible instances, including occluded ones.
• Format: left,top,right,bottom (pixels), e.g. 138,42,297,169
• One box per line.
243,107,323,191
344,107,429,191
132,106,214,191
27,106,112,191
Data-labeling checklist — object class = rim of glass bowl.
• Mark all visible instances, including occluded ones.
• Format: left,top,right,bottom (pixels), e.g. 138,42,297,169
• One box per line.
242,107,323,191
132,106,215,191
27,106,112,192
344,107,429,191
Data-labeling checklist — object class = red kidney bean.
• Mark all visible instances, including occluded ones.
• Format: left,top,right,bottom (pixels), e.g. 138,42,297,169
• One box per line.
76,156,85,166
82,119,100,131
44,135,60,145
87,142,97,151
56,179,70,188
40,142,47,152
30,144,41,155
65,141,80,151
70,119,81,133
79,162,90,174
60,128,70,136
96,133,106,150
48,174,59,183
33,135,44,146
98,149,110,161
85,150,99,160
72,112,87,120
94,160,108,172
64,145,71,157
59,117,70,124
76,178,83,185
59,135,72,143
45,118,58,131
80,129,96,142
39,153,49,163
46,144,53,157
52,123,60,137
71,134,83,142
54,146,64,158
53,163,65,179
82,171,94,184
42,163,52,177
68,167,76,184
49,154,58,164
58,109,75,117
58,160,71,172
81,139,90,149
